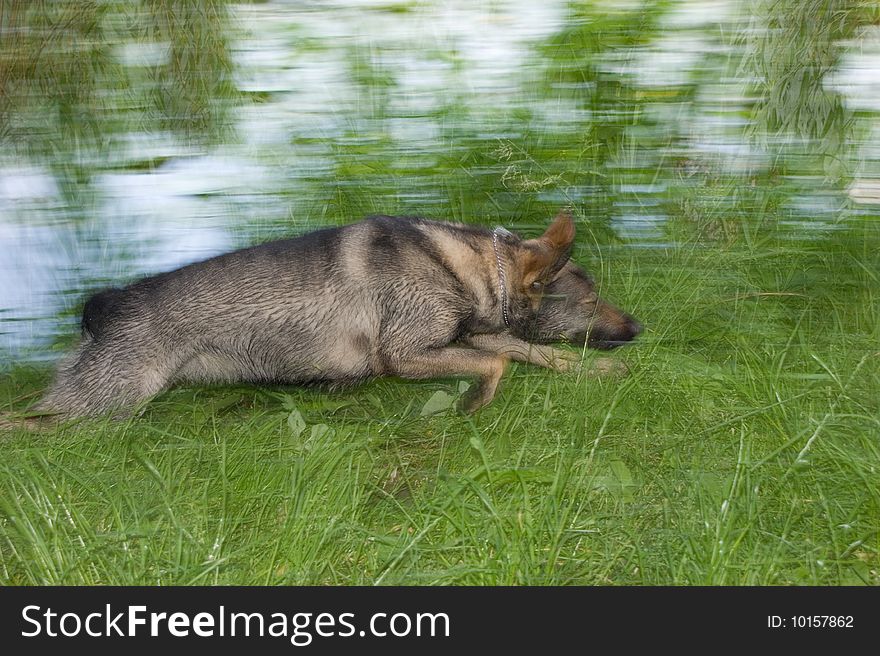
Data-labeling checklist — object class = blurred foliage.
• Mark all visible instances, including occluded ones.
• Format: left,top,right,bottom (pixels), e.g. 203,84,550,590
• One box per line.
0,0,118,155
538,0,678,222
145,0,236,137
0,0,235,158
746,0,877,151
730,0,879,242
0,0,877,244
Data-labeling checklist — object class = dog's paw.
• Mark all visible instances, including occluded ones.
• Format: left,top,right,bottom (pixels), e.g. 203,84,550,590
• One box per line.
583,357,629,378
545,348,582,373
457,379,501,415
457,388,490,415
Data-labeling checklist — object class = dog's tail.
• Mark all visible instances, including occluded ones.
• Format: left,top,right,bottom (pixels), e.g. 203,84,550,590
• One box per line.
81,287,126,339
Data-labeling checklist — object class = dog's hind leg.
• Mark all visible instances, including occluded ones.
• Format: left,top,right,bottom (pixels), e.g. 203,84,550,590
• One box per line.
385,347,509,414
35,336,178,420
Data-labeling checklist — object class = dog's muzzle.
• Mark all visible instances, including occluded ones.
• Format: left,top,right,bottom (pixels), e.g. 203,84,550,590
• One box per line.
585,316,643,350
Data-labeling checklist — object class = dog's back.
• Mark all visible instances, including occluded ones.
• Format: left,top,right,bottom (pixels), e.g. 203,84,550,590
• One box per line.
79,216,488,356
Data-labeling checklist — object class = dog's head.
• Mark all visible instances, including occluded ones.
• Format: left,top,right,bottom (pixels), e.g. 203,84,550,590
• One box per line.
504,211,642,349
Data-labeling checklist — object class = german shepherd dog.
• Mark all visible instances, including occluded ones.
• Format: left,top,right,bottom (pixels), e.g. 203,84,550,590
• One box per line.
33,211,640,419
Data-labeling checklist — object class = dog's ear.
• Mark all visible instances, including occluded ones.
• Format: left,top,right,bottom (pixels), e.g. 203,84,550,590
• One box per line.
519,210,575,287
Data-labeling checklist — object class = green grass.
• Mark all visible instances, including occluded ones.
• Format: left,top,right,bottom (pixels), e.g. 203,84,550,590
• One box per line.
2,223,878,585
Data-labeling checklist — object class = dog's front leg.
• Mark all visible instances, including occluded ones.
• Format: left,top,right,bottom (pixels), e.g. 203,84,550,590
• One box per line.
462,334,580,372
386,347,508,414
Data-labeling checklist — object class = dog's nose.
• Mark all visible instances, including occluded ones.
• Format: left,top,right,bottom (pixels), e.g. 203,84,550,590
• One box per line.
624,316,642,340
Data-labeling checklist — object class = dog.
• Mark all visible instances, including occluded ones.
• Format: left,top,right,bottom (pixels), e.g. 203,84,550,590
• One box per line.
32,210,641,419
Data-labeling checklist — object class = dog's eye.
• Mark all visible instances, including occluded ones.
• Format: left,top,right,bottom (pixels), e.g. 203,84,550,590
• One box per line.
530,281,544,292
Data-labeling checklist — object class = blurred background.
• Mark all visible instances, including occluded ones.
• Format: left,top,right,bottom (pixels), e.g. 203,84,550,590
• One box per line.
1,0,879,361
